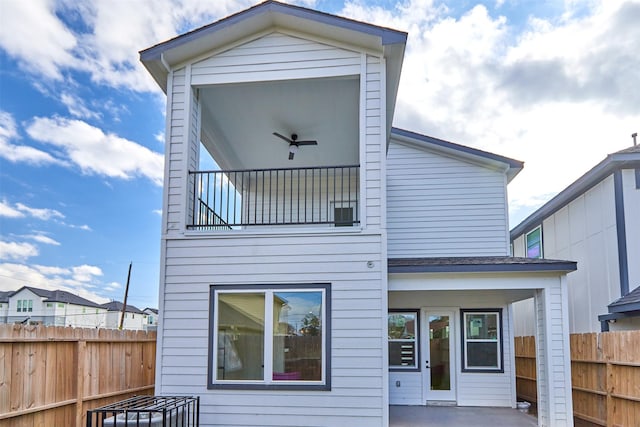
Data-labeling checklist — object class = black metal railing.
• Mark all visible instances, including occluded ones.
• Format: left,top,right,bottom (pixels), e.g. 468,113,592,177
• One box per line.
188,165,360,229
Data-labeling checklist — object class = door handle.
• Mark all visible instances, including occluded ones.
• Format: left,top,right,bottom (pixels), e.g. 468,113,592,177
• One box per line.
425,360,430,369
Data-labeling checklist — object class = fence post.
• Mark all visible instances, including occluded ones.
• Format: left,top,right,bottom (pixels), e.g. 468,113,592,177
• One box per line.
76,340,87,427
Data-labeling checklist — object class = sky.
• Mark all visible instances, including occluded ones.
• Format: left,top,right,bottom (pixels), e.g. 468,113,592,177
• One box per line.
1,0,639,310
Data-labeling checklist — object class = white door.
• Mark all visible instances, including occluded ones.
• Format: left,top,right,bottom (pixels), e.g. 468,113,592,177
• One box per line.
422,309,456,402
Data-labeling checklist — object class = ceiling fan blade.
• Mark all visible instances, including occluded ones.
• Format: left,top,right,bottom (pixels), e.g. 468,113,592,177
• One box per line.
273,132,293,143
289,151,295,160
296,140,318,146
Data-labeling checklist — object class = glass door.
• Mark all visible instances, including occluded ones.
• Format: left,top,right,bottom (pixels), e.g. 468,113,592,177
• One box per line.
422,309,456,402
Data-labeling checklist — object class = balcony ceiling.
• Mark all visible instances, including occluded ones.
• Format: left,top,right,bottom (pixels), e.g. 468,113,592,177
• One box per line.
199,76,360,170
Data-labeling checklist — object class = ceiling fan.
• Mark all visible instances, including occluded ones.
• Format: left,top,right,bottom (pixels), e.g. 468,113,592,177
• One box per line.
273,132,318,160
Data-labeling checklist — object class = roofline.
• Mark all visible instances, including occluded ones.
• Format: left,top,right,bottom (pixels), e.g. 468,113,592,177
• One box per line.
388,257,577,274
511,150,640,238
390,127,524,181
140,0,407,61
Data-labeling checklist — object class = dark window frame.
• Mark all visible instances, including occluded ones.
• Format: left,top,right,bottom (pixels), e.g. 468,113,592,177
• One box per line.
208,283,331,391
388,309,420,372
460,308,504,373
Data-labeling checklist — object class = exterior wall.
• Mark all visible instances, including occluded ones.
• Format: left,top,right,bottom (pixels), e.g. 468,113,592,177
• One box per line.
387,140,510,257
622,168,640,293
6,289,43,323
387,287,522,408
104,311,145,330
160,233,386,426
157,33,388,426
513,174,619,333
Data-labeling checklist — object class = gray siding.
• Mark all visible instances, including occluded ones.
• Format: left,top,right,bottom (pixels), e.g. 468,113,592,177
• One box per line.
387,140,510,257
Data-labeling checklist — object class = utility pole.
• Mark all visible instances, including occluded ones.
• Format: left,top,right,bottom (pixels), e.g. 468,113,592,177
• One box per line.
119,262,132,330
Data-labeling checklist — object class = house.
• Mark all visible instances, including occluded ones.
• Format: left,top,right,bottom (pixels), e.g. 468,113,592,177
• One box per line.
100,301,147,330
3,286,104,327
143,307,159,331
140,2,576,426
0,291,10,323
511,143,640,333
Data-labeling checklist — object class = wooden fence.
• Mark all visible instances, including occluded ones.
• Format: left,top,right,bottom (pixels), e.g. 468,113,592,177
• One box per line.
0,324,156,427
515,331,640,427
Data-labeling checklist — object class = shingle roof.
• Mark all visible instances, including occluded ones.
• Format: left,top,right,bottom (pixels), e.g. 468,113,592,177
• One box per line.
14,286,102,308
388,256,577,273
0,291,11,303
608,285,640,314
101,301,144,314
143,308,158,314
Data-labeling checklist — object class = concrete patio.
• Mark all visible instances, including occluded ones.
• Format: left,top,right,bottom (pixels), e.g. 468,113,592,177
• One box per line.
390,405,538,427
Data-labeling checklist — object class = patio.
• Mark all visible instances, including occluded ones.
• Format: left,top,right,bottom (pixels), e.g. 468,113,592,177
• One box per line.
390,405,538,427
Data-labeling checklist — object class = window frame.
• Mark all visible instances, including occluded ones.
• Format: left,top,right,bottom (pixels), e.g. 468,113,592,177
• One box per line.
525,226,543,259
388,309,420,372
460,308,504,373
208,283,331,390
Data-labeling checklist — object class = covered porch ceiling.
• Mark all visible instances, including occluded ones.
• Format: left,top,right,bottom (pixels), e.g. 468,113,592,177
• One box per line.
199,76,360,171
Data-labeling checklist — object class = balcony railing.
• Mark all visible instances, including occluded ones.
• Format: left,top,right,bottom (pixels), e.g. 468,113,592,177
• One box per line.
188,165,360,229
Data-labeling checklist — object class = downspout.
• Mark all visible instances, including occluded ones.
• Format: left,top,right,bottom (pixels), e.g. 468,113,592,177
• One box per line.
613,170,629,297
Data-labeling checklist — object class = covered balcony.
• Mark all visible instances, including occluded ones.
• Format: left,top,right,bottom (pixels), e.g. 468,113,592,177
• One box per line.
190,75,361,231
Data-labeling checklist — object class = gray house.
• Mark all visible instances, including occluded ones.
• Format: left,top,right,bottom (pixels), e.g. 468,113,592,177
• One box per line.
141,2,576,425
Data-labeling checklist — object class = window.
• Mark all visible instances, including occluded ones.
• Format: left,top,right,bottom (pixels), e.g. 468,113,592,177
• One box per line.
209,284,330,389
461,309,503,372
47,303,53,308
17,299,33,313
58,303,64,308
388,310,419,370
525,226,543,258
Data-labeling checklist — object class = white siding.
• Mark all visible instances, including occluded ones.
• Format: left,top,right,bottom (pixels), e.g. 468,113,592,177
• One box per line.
159,233,386,427
166,68,187,234
514,175,619,333
388,289,518,408
364,55,383,228
191,33,361,85
387,140,509,257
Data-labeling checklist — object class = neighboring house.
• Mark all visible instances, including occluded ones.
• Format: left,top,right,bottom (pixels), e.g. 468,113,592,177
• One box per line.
140,2,576,426
4,286,104,327
101,301,147,330
0,291,10,323
511,144,640,333
143,307,159,331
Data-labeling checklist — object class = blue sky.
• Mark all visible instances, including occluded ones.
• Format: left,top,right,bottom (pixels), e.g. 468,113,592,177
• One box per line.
1,0,639,309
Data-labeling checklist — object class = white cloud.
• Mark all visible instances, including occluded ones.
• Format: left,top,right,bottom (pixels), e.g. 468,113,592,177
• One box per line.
15,202,65,221
0,200,65,221
72,264,103,282
0,240,39,261
60,92,101,119
24,234,61,246
0,111,60,165
153,209,163,216
26,116,164,185
0,199,24,218
0,0,78,80
341,0,640,223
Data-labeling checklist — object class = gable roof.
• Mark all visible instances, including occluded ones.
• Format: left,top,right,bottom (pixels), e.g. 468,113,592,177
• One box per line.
511,144,640,238
10,286,102,308
607,284,640,314
140,0,407,92
101,301,144,314
390,128,524,182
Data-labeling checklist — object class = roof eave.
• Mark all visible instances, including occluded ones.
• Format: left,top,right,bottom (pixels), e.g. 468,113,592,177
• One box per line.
390,128,524,179
140,1,407,94
510,151,640,238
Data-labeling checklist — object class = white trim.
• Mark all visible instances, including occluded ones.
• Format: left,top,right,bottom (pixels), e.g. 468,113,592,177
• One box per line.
181,63,193,234
421,307,457,403
508,302,517,407
359,52,367,230
461,310,502,371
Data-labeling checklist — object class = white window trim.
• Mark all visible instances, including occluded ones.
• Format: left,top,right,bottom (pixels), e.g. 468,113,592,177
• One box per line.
525,225,543,259
388,310,419,371
209,284,330,390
